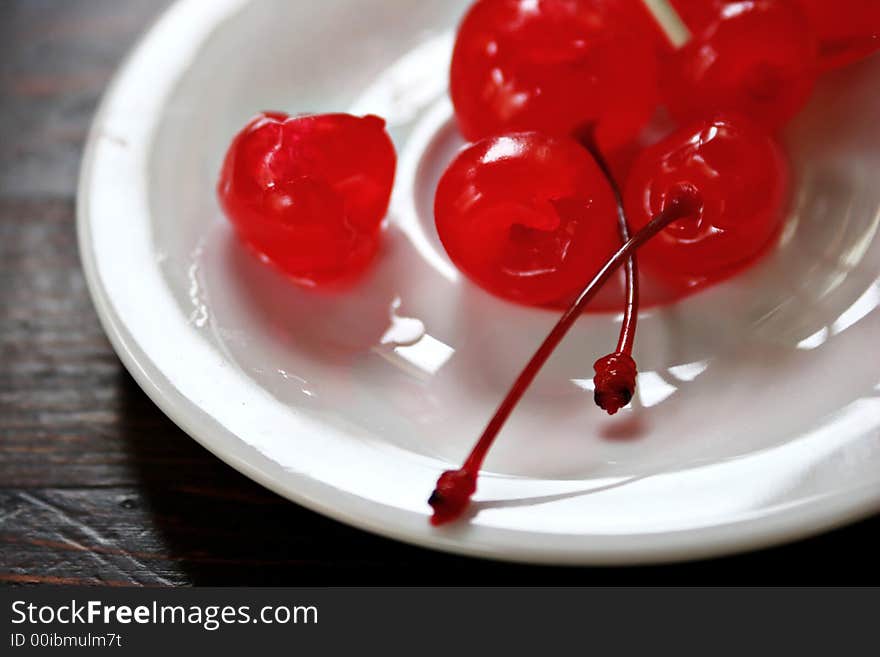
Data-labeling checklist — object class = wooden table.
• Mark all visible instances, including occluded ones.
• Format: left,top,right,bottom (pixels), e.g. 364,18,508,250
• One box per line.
1,0,877,586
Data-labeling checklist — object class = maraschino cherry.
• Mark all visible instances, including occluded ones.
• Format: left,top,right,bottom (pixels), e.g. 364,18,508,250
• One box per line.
798,0,880,70
450,0,659,150
671,0,880,72
430,114,790,524
218,111,396,285
435,131,621,306
624,114,789,285
661,0,819,130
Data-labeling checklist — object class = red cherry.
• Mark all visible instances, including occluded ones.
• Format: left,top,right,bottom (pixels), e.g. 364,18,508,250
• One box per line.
624,114,789,285
661,1,819,130
449,0,659,150
669,0,880,71
434,132,620,306
798,0,880,70
217,112,396,285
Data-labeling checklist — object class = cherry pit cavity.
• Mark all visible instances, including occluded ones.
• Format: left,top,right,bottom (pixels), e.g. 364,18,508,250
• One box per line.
216,0,880,526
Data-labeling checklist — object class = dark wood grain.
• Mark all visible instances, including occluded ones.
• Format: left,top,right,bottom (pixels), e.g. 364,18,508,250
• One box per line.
0,0,878,587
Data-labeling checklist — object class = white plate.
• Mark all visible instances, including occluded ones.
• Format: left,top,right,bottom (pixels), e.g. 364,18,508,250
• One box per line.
78,0,880,564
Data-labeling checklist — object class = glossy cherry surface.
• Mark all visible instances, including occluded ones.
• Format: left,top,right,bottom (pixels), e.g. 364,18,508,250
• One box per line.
667,0,725,34
799,0,880,70
661,0,818,131
218,112,396,285
669,0,880,71
450,0,659,150
435,131,620,306
624,114,789,284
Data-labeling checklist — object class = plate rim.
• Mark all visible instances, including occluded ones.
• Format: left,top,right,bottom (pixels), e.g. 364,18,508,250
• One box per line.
76,0,880,566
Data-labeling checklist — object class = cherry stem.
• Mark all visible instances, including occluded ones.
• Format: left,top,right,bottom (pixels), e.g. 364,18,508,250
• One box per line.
578,138,638,357
466,196,688,470
428,186,701,525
